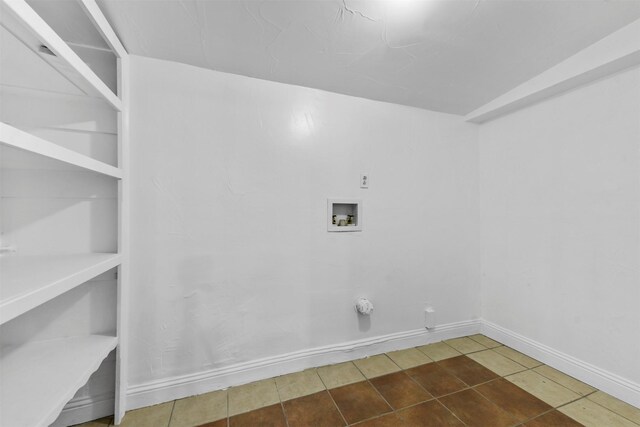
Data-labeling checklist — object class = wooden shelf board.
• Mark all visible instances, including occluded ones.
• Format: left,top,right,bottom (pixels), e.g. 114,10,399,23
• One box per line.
0,253,121,325
0,122,122,178
0,0,122,111
0,335,118,427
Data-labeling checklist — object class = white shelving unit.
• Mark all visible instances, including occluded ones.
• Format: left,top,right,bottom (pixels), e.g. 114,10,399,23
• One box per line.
0,0,121,109
0,123,122,178
0,0,129,425
0,253,122,325
1,335,119,427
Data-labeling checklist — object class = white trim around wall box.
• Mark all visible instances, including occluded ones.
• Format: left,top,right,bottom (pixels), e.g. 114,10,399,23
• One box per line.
0,0,122,110
327,199,363,232
0,253,122,325
465,18,640,123
0,122,122,178
125,319,482,410
482,321,640,408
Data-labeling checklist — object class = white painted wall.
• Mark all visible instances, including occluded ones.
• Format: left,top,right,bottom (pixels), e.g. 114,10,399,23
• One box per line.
127,55,480,389
479,66,640,385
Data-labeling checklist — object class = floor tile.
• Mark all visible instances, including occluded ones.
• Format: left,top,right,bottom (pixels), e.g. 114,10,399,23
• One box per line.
417,342,462,361
197,419,228,427
329,381,392,424
445,337,487,354
228,403,287,427
559,398,637,427
523,410,584,426
468,349,527,376
282,390,345,427
228,378,280,416
438,355,500,386
108,335,640,427
469,334,503,348
406,362,468,397
170,389,227,427
317,361,366,389
493,346,543,368
352,412,402,427
343,395,465,426
275,368,325,401
439,388,519,427
587,391,640,425
369,371,433,410
72,417,112,427
353,354,401,379
475,378,552,422
506,370,580,407
533,365,596,396
386,347,433,369
118,402,174,427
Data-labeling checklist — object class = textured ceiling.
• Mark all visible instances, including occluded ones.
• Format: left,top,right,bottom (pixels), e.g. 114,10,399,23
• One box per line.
95,0,640,114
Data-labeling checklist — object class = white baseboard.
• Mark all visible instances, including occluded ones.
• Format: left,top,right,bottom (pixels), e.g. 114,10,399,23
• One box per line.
51,394,114,427
125,319,482,410
56,317,640,425
482,320,640,408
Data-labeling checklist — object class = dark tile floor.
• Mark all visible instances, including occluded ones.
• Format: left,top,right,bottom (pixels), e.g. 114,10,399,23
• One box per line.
80,335,640,427
199,354,581,426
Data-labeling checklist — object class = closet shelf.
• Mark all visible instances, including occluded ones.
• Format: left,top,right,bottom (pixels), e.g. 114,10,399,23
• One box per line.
0,253,121,325
0,0,122,111
0,122,122,178
0,335,118,427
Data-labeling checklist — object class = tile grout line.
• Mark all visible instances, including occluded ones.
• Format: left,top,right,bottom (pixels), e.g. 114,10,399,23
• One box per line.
382,347,479,427
433,396,471,427
395,365,438,398
315,367,350,427
331,339,633,426
443,337,491,356
343,372,468,427
101,336,639,427
467,334,504,349
224,386,229,427
415,341,571,426
583,393,640,427
432,353,559,427
519,407,567,426
473,344,596,426
165,400,176,427
350,358,396,425
273,374,291,427
349,353,447,426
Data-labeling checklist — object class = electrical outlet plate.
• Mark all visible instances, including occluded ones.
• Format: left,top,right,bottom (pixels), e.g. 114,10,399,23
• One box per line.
424,306,436,329
360,174,369,188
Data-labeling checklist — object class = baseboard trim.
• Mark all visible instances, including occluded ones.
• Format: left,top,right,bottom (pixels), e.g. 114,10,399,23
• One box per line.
56,318,640,425
51,394,115,427
482,320,640,407
126,319,481,410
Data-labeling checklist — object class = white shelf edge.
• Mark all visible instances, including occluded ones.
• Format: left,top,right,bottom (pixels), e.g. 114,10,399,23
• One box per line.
0,0,122,111
78,0,128,59
0,335,118,427
0,122,123,178
0,253,122,325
